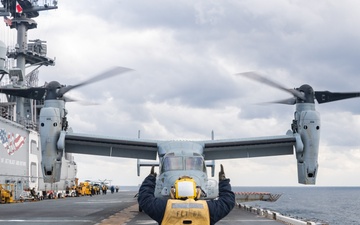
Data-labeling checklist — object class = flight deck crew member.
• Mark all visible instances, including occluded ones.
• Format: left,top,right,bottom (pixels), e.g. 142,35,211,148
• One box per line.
138,164,235,225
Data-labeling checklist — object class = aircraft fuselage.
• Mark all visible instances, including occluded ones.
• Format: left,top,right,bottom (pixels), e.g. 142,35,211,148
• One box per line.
154,141,218,199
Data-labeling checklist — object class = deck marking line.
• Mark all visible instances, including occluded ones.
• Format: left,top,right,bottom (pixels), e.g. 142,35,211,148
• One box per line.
0,220,93,223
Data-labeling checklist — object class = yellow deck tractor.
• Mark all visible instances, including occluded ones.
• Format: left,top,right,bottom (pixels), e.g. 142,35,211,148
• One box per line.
76,182,92,196
0,184,15,204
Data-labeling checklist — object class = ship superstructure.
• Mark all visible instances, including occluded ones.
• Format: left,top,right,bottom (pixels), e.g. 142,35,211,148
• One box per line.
0,0,77,199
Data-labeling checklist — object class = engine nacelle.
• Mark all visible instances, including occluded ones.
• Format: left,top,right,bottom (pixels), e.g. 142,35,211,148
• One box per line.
39,105,63,183
295,104,320,184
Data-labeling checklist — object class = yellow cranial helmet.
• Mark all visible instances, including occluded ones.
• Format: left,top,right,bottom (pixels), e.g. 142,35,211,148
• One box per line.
170,176,201,200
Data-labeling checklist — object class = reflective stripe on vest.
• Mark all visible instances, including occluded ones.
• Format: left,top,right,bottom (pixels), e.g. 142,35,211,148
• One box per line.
162,199,210,225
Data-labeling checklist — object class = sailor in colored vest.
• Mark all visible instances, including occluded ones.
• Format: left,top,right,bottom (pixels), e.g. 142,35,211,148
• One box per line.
138,164,235,225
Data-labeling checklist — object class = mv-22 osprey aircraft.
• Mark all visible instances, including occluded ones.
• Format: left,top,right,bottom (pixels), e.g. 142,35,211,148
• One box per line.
1,67,360,199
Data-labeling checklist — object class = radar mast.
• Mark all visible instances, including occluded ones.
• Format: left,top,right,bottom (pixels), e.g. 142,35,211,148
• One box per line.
0,0,57,126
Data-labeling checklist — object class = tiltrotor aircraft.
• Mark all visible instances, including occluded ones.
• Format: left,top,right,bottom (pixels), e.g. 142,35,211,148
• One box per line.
2,67,360,200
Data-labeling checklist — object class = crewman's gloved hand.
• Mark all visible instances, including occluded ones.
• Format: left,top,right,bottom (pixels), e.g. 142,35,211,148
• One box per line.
219,164,226,181
150,166,157,177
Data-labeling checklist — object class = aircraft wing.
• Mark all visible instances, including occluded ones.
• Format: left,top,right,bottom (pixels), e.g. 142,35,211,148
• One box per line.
59,132,159,160
201,135,296,160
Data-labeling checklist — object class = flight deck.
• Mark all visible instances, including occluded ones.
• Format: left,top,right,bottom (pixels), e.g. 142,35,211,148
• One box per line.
0,190,312,225
101,203,287,225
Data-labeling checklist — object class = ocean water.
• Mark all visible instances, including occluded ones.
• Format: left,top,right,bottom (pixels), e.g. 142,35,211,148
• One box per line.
123,186,359,224
233,186,360,225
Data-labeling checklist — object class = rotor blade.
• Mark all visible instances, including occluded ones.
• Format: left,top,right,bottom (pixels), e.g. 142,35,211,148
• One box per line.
315,91,360,104
237,72,305,100
0,87,46,100
269,97,297,105
58,66,134,96
63,95,78,102
63,95,100,105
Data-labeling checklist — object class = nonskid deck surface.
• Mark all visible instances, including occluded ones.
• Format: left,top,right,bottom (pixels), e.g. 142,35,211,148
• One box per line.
0,191,284,225
119,204,284,225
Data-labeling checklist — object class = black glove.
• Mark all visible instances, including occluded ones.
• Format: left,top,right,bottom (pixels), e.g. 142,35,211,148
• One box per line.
219,164,226,181
150,166,157,177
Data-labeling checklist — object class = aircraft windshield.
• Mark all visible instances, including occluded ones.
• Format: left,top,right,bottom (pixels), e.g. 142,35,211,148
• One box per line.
162,156,183,171
161,155,205,172
185,157,205,171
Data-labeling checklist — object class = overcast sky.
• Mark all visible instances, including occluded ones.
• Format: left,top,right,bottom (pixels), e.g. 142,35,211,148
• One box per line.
3,0,360,186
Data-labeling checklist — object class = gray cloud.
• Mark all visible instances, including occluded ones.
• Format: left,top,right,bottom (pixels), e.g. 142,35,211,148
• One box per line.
5,0,359,186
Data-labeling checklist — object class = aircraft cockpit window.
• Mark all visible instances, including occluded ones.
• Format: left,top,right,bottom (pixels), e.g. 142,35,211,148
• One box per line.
185,157,205,172
162,156,183,172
